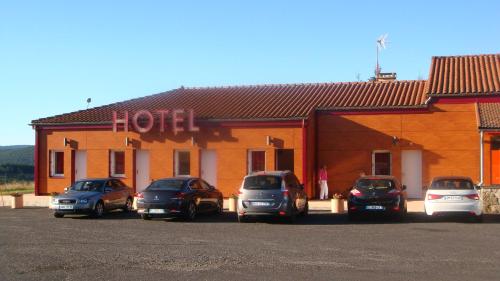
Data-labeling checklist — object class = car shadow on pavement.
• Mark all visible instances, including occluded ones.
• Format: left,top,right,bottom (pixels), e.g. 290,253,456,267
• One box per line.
65,210,141,220
62,210,500,224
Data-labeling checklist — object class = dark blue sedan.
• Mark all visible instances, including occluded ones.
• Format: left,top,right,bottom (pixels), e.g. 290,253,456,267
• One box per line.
136,177,223,221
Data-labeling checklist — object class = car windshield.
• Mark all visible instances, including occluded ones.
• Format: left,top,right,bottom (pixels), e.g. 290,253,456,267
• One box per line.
243,175,282,190
71,180,104,192
146,179,186,191
356,179,395,191
430,179,474,190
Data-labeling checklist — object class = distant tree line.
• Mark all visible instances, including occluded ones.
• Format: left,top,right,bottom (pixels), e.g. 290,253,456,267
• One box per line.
0,164,34,182
0,145,34,166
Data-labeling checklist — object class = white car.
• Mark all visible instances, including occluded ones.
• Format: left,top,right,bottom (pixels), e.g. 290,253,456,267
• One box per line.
424,176,482,222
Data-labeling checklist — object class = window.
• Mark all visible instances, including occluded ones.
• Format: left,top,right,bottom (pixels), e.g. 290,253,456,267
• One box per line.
276,149,294,172
372,151,391,175
200,180,211,190
50,151,64,177
110,151,125,177
248,150,265,173
243,175,281,190
189,180,202,190
175,150,190,176
111,180,126,189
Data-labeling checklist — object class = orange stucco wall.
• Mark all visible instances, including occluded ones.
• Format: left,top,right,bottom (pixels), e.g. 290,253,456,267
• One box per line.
37,125,304,197
316,103,480,197
37,102,486,199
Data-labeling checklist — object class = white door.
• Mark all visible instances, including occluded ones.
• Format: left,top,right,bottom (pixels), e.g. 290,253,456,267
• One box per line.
201,150,217,187
74,150,87,181
402,150,422,199
135,150,150,193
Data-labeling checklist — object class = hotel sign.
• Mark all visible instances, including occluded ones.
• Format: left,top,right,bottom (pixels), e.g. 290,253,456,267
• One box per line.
112,109,199,134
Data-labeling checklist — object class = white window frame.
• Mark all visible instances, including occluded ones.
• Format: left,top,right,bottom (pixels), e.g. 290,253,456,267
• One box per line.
372,150,392,176
174,150,191,176
247,149,266,174
50,150,64,177
110,150,126,178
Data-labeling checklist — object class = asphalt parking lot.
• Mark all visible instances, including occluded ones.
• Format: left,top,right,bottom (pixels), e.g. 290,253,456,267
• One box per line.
1,208,499,281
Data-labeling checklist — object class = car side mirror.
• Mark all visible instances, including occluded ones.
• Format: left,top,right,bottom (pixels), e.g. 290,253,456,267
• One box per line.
402,185,407,190
475,185,481,190
104,187,113,193
209,185,215,190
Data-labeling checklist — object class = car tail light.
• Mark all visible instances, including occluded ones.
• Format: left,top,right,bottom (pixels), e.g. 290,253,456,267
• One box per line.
135,192,144,199
279,211,286,216
282,189,289,197
388,189,401,196
173,192,185,199
465,194,479,200
350,189,362,197
393,205,400,211
427,194,443,200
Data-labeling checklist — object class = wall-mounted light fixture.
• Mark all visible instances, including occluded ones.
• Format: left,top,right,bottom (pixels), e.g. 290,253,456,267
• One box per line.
392,136,400,146
63,138,70,147
125,137,131,147
191,136,196,146
266,136,273,146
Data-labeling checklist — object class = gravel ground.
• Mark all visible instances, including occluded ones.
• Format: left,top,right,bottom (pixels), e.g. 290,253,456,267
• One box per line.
0,208,499,281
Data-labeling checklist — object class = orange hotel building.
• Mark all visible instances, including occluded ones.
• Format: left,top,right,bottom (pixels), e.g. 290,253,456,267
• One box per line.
31,54,500,199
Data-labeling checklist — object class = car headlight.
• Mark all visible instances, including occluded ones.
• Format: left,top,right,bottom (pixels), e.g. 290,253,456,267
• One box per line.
80,199,89,204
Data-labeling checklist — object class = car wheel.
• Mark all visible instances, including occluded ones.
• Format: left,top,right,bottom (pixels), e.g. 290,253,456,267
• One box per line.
92,201,104,218
348,212,358,221
53,213,64,218
141,214,151,220
185,202,197,221
473,214,483,223
123,197,133,212
300,201,309,217
215,198,224,215
238,215,248,223
286,206,297,224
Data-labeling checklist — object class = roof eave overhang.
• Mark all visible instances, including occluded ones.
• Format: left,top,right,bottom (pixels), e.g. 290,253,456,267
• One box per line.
30,117,308,128
428,92,500,97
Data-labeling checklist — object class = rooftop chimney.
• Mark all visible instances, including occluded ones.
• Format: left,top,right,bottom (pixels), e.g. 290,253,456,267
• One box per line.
375,72,397,82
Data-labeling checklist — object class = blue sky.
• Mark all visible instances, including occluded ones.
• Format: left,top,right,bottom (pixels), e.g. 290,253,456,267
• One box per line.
1,0,499,145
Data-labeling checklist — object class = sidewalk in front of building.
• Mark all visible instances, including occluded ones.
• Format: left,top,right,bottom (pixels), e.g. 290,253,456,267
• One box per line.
0,194,425,213
304,199,424,213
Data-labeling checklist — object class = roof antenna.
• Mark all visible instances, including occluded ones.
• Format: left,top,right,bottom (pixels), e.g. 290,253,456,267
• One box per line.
86,98,92,109
375,34,388,78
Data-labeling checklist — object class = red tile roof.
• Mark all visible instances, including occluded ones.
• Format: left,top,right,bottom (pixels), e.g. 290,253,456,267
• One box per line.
477,103,500,129
427,54,500,96
32,80,428,125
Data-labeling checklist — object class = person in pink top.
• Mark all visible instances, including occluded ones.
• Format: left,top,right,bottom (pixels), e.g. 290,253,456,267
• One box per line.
318,164,329,200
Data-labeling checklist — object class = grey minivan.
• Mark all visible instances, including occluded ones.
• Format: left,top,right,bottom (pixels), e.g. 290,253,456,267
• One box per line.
237,171,308,223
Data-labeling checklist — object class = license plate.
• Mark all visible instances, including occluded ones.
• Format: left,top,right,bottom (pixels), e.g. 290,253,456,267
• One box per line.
365,205,384,210
251,202,271,206
59,205,74,210
443,196,462,200
149,209,166,214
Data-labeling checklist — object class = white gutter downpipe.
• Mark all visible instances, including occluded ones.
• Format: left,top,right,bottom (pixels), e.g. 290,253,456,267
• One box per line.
479,130,484,186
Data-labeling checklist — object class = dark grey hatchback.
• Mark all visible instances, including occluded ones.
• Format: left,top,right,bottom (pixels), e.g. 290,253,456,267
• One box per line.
136,177,224,221
237,171,309,223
